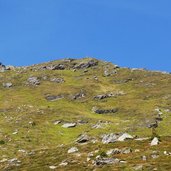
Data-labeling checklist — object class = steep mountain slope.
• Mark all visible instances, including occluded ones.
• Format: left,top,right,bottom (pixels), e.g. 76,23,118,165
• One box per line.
0,58,171,170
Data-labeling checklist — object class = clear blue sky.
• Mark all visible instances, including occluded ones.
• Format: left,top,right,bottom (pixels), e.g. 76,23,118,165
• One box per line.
0,0,171,71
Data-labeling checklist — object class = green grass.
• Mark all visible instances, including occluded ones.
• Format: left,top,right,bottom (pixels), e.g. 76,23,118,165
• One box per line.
0,58,170,170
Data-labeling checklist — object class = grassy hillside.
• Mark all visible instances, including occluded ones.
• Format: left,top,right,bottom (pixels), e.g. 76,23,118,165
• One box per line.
0,58,171,170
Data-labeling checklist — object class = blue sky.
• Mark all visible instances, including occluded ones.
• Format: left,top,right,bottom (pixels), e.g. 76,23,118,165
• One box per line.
0,0,171,71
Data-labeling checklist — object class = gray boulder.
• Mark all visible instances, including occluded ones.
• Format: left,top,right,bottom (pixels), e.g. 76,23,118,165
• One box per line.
50,78,64,83
45,95,64,101
68,147,78,154
95,156,120,165
27,77,40,86
150,137,159,146
76,134,89,143
106,148,121,156
3,82,13,88
102,133,118,144
117,133,133,141
62,123,76,128
74,60,98,69
121,147,132,154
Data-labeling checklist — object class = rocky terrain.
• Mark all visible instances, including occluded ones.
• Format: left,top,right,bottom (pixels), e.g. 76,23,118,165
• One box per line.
0,57,171,170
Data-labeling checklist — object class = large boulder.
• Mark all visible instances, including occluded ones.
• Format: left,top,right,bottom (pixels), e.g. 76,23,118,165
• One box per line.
102,133,118,144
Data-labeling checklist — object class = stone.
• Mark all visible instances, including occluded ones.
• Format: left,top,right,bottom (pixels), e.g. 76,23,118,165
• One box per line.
141,155,147,161
77,120,88,125
95,156,120,165
93,107,118,114
74,60,98,69
5,65,15,70
94,94,108,100
59,161,68,166
151,151,159,159
71,92,85,100
117,133,133,141
135,137,149,141
48,64,65,70
106,148,121,156
68,147,78,154
147,121,158,128
92,122,104,129
27,77,40,86
53,120,61,125
76,134,89,143
62,123,76,128
87,157,91,162
0,63,6,72
45,95,64,101
3,82,13,88
102,133,118,144
150,137,159,146
133,165,143,171
121,147,132,154
104,70,110,77
49,166,57,169
50,78,64,83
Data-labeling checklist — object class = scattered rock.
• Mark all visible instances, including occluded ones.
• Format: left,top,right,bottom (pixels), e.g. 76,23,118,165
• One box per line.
50,78,64,83
8,158,21,166
94,91,125,100
141,155,147,161
92,107,118,114
73,60,98,69
47,64,65,70
151,151,159,159
77,120,88,125
104,70,110,77
59,160,68,166
135,137,149,141
133,165,143,171
121,147,132,154
49,166,57,170
106,148,121,156
0,63,6,72
71,91,85,100
94,156,120,165
3,82,13,88
150,137,159,146
27,77,40,86
76,134,89,143
68,147,78,154
164,151,171,155
117,133,134,141
53,120,61,125
5,65,15,70
62,123,76,128
45,95,64,101
92,121,108,129
147,121,158,128
102,133,118,144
